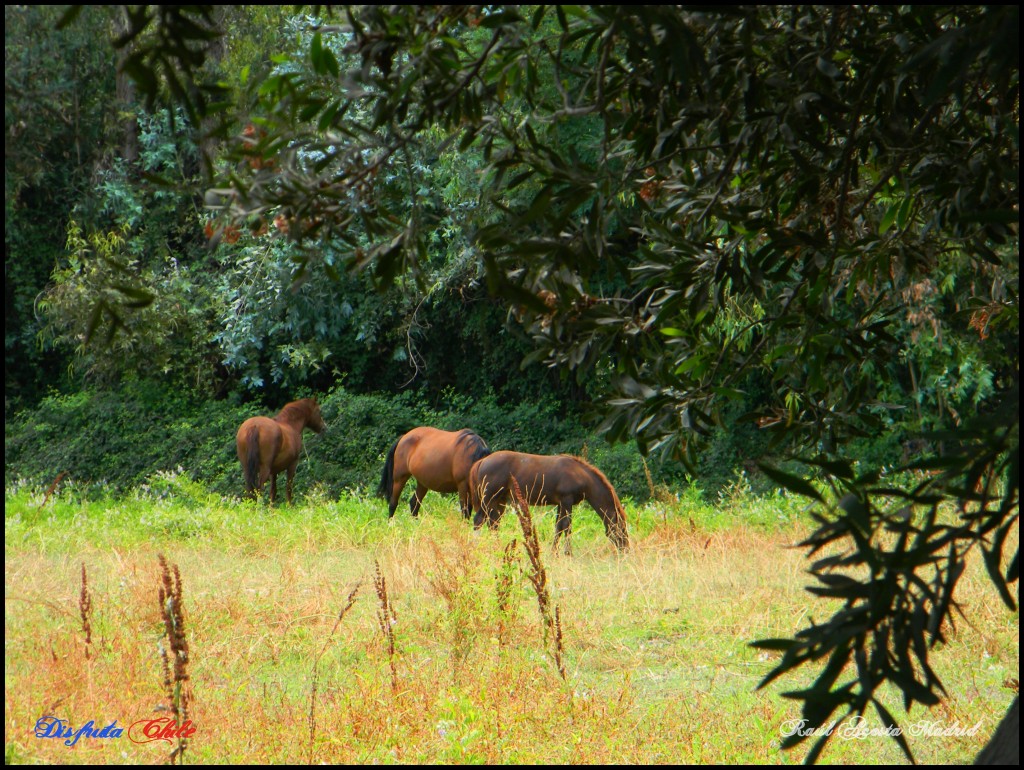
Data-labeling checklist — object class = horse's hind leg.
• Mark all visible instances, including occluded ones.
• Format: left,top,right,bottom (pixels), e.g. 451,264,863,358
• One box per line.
409,482,428,517
388,473,410,518
458,485,472,520
473,499,502,530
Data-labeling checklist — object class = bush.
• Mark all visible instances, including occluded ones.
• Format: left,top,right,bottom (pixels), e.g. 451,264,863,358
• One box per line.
5,381,248,495
4,381,700,502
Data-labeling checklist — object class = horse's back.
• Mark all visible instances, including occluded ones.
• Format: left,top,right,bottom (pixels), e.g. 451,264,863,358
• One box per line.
399,425,462,448
395,426,440,460
475,450,585,499
479,450,570,475
237,415,278,441
401,427,488,489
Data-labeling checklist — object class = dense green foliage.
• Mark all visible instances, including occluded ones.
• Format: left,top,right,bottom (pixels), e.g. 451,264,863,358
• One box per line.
5,5,773,494
5,6,121,402
5,7,589,411
4,381,694,502
3,6,1018,763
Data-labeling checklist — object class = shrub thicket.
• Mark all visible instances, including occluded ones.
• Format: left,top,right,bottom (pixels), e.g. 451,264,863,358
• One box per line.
5,382,696,502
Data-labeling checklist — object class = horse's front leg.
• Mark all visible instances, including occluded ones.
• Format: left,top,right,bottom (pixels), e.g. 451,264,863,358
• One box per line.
554,504,573,556
471,481,489,528
269,474,277,505
286,463,297,505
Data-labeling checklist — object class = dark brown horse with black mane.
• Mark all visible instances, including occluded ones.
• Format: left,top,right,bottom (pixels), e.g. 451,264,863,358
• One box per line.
469,450,630,553
377,427,491,519
236,398,326,504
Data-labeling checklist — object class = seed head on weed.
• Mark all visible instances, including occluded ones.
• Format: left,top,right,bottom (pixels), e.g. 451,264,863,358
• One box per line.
79,562,93,659
495,538,520,649
374,560,398,692
309,578,363,764
157,554,191,765
510,477,566,682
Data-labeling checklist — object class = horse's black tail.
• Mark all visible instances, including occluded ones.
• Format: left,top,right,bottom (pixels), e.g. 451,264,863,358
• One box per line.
243,426,261,497
377,440,398,500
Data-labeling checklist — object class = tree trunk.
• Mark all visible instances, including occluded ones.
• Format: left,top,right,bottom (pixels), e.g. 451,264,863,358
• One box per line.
974,695,1019,764
114,7,138,165
195,6,228,180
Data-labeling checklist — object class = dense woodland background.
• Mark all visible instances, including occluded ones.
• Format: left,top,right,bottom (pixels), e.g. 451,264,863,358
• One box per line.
4,6,1018,760
5,6,1014,498
7,5,776,496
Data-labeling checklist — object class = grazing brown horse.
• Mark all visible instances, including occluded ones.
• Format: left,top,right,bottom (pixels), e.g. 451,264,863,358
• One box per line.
236,398,326,504
377,427,491,519
469,450,630,553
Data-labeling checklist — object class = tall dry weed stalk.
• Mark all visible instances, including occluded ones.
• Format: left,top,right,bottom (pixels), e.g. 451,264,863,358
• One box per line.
79,562,93,659
308,580,362,765
421,538,478,677
642,457,677,509
421,538,471,610
495,539,519,649
554,605,565,675
643,457,657,500
373,560,398,692
38,471,67,510
509,477,567,681
157,554,191,765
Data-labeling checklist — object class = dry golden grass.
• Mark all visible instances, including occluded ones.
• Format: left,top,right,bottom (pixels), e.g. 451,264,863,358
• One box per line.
4,491,1018,764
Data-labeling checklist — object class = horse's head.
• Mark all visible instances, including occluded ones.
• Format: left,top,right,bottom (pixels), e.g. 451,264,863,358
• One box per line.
610,518,630,552
308,399,327,433
473,506,502,530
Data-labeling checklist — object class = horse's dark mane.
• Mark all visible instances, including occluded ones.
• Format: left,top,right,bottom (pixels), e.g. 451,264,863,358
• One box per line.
567,454,625,516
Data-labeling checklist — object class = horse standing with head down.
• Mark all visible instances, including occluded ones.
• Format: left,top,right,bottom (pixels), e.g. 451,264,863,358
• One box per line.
236,398,326,504
377,427,491,519
468,450,630,553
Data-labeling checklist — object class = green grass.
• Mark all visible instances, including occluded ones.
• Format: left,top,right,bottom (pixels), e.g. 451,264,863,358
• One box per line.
4,474,1018,764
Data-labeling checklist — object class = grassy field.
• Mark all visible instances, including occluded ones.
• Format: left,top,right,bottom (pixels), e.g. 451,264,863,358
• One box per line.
4,473,1018,764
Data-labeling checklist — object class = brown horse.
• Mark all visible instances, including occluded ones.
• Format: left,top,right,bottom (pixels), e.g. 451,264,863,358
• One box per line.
377,427,491,519
236,398,326,504
468,450,630,553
